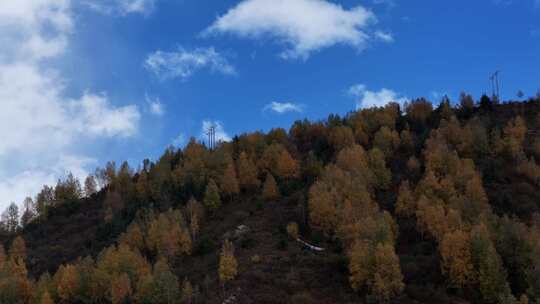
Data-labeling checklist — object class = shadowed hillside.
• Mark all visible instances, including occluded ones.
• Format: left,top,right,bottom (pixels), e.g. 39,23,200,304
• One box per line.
1,95,540,304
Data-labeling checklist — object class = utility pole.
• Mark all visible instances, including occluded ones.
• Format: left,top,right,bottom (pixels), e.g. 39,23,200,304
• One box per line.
490,71,500,101
206,124,216,150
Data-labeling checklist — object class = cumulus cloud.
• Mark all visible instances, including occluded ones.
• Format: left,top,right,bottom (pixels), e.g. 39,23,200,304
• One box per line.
145,95,165,116
0,0,140,209
71,94,140,137
348,84,408,109
205,0,387,60
83,0,158,16
201,120,231,143
172,133,186,147
263,102,304,114
374,31,394,43
145,47,236,81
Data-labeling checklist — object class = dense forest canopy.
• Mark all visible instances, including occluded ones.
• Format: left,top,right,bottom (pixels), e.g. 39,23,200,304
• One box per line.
1,94,540,304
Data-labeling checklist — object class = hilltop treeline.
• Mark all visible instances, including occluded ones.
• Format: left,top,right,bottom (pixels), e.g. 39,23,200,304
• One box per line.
1,94,540,304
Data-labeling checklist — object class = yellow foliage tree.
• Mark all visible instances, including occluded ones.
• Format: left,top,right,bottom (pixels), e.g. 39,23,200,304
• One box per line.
262,173,280,201
395,181,415,217
190,213,200,241
9,236,27,262
40,291,54,304
368,148,391,190
220,160,240,200
218,240,238,286
372,243,405,302
111,273,132,304
276,149,300,179
308,180,340,234
56,264,80,303
119,222,145,252
373,126,400,157
502,116,527,159
182,278,194,304
286,222,299,240
203,179,221,212
349,240,373,292
440,229,473,287
328,126,355,152
237,152,260,191
0,244,5,268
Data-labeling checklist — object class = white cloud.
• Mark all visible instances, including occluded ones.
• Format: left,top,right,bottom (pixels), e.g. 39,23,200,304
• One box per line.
71,93,140,137
83,0,157,16
348,84,408,109
0,0,73,63
145,95,165,116
374,31,394,43
145,47,236,81
493,0,540,7
373,0,396,7
172,133,186,147
0,0,141,210
205,0,388,60
264,102,304,114
201,120,231,143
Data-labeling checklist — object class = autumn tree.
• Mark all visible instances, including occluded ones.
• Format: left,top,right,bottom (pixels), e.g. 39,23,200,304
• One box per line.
471,224,512,303
276,149,300,179
119,222,145,252
395,181,415,217
96,244,151,291
502,116,527,160
400,128,415,153
136,170,151,202
459,92,475,116
368,148,391,190
373,126,400,157
9,236,26,262
36,185,54,220
328,126,355,152
84,175,98,197
2,203,19,233
203,179,221,212
56,264,81,303
287,222,299,240
152,259,181,304
40,291,54,304
20,197,35,228
54,173,82,203
308,177,340,234
372,243,405,302
111,273,132,304
262,173,280,201
237,152,260,191
440,229,473,288
335,144,372,187
219,240,238,287
0,245,5,268
220,160,240,200
349,240,373,292
182,278,194,304
103,190,124,222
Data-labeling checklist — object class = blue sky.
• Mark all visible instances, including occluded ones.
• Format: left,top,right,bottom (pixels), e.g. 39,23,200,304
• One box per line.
0,0,539,210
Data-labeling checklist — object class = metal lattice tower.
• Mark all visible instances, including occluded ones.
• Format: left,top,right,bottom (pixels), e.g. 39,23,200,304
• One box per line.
490,71,500,101
206,124,216,150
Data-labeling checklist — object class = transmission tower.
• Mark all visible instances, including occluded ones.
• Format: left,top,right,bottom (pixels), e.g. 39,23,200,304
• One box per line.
206,124,216,150
490,71,501,101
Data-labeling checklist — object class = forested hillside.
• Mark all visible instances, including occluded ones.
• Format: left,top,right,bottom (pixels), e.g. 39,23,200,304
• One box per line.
1,94,540,304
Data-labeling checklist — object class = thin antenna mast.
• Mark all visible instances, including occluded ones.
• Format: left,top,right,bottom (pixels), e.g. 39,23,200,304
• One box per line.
206,124,216,150
490,71,500,101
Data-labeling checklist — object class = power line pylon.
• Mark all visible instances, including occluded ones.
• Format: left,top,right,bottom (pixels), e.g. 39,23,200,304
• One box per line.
490,71,500,101
206,124,216,150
